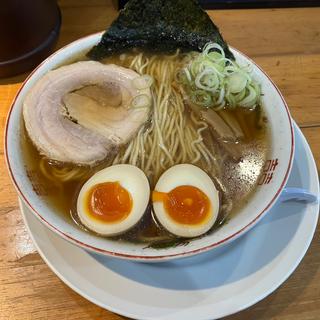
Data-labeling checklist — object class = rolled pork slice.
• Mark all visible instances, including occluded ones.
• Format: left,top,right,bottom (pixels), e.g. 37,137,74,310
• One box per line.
23,61,151,165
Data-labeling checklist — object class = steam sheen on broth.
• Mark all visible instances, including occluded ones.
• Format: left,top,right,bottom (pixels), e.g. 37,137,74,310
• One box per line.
21,50,269,246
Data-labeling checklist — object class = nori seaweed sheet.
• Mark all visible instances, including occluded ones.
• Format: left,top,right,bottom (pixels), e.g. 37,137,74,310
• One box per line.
87,0,234,60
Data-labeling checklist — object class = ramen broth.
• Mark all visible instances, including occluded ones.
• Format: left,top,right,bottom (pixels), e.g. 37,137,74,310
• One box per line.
21,114,269,244
21,51,270,245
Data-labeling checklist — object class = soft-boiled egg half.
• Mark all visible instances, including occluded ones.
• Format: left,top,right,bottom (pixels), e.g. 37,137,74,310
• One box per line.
77,164,150,236
152,164,219,238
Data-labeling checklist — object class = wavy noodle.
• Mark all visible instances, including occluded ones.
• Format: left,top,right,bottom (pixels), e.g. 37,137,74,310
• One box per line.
39,158,90,183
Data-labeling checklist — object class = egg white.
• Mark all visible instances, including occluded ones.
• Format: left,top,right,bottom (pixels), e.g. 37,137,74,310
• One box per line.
153,164,219,238
77,164,150,236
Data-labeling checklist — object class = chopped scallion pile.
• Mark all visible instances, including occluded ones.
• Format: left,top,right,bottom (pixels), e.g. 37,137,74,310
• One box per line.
177,43,261,110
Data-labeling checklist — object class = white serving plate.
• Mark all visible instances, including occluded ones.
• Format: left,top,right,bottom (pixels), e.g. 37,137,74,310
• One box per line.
20,123,319,320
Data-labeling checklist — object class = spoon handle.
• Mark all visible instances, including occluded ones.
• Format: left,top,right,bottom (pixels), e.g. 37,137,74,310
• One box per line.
280,187,319,203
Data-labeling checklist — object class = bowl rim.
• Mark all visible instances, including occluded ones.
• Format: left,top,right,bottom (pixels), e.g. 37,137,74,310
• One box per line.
5,32,294,261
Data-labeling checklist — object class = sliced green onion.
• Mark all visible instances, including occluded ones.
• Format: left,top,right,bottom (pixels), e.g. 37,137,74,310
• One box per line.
199,60,225,77
213,102,225,111
190,60,202,77
203,42,225,58
177,41,261,110
239,85,257,108
195,68,219,92
175,69,191,85
207,51,222,62
235,88,247,101
132,75,153,90
131,94,151,109
217,57,235,67
183,67,192,83
228,72,248,94
252,81,261,98
225,91,237,108
191,90,213,108
216,87,225,105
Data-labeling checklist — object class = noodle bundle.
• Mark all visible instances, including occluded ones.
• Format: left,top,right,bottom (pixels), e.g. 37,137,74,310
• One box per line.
112,52,218,185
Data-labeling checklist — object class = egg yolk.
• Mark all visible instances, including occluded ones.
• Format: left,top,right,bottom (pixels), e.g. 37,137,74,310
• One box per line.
85,181,132,223
152,185,210,225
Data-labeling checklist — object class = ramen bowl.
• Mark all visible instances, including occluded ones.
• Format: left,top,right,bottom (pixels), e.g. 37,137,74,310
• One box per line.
5,33,294,262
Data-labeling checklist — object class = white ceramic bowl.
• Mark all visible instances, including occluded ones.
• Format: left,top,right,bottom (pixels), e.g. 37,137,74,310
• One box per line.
5,33,294,262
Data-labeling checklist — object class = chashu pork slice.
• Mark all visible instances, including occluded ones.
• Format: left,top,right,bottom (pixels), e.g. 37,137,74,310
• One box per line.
23,61,151,165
